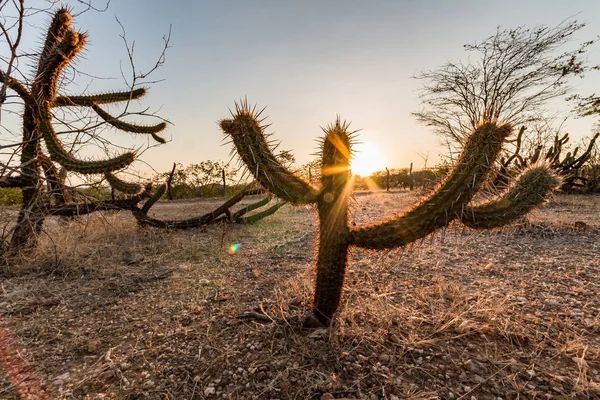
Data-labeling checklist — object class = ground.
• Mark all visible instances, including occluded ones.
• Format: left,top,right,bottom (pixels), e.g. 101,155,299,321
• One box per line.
0,191,599,400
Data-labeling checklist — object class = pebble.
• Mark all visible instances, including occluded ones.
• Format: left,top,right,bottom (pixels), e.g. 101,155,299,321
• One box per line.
204,386,216,396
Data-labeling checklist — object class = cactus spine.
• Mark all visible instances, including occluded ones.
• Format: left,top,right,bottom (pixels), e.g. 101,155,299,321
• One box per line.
221,102,560,325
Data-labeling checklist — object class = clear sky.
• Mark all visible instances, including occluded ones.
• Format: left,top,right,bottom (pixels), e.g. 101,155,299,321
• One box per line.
8,0,600,175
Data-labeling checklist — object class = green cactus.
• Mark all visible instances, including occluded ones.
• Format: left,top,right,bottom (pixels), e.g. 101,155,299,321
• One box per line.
104,172,144,195
53,88,147,107
220,102,560,326
133,183,283,228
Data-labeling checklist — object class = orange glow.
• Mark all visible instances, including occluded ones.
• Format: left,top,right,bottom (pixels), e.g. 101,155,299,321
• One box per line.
351,141,387,177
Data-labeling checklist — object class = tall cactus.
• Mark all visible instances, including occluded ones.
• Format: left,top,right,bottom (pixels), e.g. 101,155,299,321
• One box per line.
220,102,560,325
7,8,167,251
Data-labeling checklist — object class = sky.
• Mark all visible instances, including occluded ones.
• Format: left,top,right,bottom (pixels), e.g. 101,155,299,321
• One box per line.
4,0,600,176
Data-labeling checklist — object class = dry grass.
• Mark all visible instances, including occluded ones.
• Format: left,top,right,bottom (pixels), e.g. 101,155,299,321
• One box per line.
0,192,599,399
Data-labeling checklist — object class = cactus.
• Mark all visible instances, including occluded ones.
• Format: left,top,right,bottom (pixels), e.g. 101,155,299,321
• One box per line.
104,172,144,195
220,101,560,326
6,8,169,251
497,126,599,192
132,184,284,228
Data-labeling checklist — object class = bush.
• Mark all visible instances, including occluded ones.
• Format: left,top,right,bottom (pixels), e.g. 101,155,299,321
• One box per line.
0,188,23,206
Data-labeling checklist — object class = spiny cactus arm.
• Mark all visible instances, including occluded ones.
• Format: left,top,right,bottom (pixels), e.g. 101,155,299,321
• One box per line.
530,145,543,164
38,8,72,67
232,196,270,220
460,164,560,229
34,29,87,100
220,102,320,205
238,201,286,224
571,132,599,170
90,104,167,144
0,70,30,101
313,119,352,324
349,122,512,250
53,88,147,107
141,183,166,214
38,104,136,174
104,172,144,195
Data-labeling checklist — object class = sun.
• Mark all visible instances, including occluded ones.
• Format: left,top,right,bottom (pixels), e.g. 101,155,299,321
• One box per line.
351,141,387,177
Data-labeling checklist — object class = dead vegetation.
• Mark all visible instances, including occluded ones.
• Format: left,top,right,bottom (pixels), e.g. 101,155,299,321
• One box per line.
0,191,599,399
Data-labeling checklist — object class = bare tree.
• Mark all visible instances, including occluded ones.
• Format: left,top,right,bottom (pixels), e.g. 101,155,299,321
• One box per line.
413,20,596,156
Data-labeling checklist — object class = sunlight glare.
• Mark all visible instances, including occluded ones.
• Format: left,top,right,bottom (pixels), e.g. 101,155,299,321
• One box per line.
351,141,387,177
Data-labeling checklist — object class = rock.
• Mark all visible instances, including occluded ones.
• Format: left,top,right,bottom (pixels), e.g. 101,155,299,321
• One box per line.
86,339,101,353
378,354,390,363
204,386,216,396
142,380,155,389
464,359,488,375
198,278,210,285
320,394,335,400
545,299,560,306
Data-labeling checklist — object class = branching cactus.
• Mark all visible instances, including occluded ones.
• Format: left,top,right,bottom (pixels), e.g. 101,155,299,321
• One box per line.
220,102,560,326
7,8,167,250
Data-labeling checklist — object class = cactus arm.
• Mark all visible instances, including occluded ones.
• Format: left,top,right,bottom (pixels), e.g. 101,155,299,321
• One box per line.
53,88,147,107
349,122,512,249
34,29,87,101
461,164,560,229
38,104,136,174
312,119,352,324
572,132,599,170
141,183,166,214
37,8,72,68
219,103,320,205
232,196,271,220
91,104,167,143
134,186,265,229
0,70,30,101
104,172,144,195
238,201,286,224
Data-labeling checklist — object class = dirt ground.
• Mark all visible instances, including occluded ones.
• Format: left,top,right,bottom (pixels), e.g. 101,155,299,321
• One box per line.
0,191,599,399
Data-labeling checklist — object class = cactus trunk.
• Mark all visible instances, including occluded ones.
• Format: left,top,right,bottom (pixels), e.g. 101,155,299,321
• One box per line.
313,121,352,324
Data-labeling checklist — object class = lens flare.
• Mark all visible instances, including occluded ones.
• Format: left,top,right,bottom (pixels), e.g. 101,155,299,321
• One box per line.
228,242,241,254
